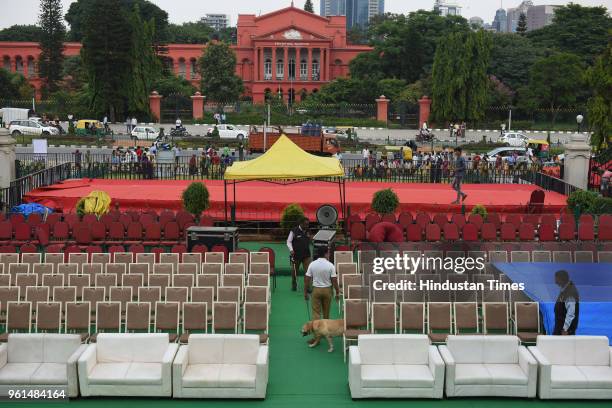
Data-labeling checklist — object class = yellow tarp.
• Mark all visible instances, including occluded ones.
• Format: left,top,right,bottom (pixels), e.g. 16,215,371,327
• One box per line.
224,134,344,180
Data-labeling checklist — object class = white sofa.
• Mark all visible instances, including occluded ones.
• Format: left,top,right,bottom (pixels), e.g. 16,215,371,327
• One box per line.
439,335,537,398
77,333,178,397
0,334,86,398
348,334,445,399
529,335,612,399
172,334,269,399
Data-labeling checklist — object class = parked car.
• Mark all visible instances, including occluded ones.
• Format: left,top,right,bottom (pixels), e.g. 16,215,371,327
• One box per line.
9,119,59,136
500,132,528,147
207,124,248,140
131,126,159,140
486,147,528,164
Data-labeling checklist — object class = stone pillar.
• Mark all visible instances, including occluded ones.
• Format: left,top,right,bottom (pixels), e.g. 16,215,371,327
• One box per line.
253,47,259,81
307,47,312,81
0,127,16,192
191,92,205,120
272,48,277,79
149,91,162,123
283,48,288,81
376,95,390,124
563,132,592,190
418,96,432,128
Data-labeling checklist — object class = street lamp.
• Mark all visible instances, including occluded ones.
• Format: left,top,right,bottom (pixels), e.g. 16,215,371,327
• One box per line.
576,114,584,133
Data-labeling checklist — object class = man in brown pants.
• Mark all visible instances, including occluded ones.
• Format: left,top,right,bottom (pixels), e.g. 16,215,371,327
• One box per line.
304,247,340,323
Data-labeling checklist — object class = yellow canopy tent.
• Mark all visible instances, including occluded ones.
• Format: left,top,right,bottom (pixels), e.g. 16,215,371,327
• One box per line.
223,134,346,223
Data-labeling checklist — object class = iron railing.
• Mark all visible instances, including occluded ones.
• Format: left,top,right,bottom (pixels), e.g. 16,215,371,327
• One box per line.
526,171,580,196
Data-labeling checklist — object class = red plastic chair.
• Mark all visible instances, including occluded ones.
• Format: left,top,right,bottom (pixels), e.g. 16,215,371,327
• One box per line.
100,214,114,230
558,223,576,241
365,213,381,231
125,222,143,244
14,223,32,243
86,245,103,258
108,222,125,242
52,221,69,240
560,213,575,225
176,211,195,230
91,221,107,243
505,214,522,228
45,213,61,227
151,247,166,262
20,243,37,253
108,210,121,221
0,221,12,244
433,214,448,229
129,243,145,254
171,244,187,255
162,222,180,245
398,212,412,229
198,215,215,227
9,213,25,225
345,214,362,233
108,245,125,259
599,224,612,241
518,223,535,241
451,213,466,228
481,223,497,241
27,213,42,227
500,223,517,241
73,224,92,246
540,214,556,226
119,214,132,229
462,223,478,241
159,210,175,227
539,224,555,241
415,212,431,229
63,213,79,230
467,214,483,230
192,244,208,255
425,224,441,242
600,214,612,227
578,224,594,241
579,214,594,225
144,224,162,246
35,223,50,247
126,210,140,222
381,213,396,224
406,224,422,241
443,223,459,241
82,214,98,225
350,223,366,241
487,213,501,228
64,245,82,261
44,243,63,253
523,215,540,226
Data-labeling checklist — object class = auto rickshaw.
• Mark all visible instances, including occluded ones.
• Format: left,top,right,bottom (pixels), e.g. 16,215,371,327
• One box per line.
75,119,106,137
526,139,550,160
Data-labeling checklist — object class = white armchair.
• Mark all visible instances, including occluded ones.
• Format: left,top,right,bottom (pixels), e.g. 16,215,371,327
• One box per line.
0,334,86,398
439,335,537,398
529,335,612,399
77,333,178,397
172,334,269,399
348,334,444,399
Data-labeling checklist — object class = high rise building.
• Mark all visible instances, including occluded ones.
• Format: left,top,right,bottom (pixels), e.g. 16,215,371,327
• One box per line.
526,5,559,31
200,14,229,31
493,8,508,32
346,0,384,28
434,0,462,17
320,0,346,17
506,0,532,32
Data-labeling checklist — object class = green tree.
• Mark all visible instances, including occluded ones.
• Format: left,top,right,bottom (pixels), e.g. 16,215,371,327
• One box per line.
516,13,527,36
182,182,210,222
0,68,34,100
520,53,585,125
80,0,132,121
38,0,66,95
167,21,213,44
0,25,43,41
431,30,492,123
371,189,399,215
527,4,611,64
585,37,611,150
304,0,314,13
199,42,243,102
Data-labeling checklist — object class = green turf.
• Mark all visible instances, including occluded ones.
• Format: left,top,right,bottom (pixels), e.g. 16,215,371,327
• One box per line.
6,276,610,407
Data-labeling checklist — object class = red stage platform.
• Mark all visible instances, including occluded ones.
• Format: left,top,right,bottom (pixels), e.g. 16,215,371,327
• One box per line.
23,179,567,221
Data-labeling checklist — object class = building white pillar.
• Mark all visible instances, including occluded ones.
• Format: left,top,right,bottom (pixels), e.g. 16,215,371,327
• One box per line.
563,133,592,190
307,47,312,81
0,127,16,192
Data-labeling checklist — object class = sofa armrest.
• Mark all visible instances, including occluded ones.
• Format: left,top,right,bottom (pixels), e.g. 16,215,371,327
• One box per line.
77,344,97,377
173,345,189,376
162,343,179,365
528,346,551,399
66,345,88,397
257,345,269,367
428,346,445,398
348,346,362,398
256,346,269,397
438,345,455,396
519,346,538,398
0,343,7,369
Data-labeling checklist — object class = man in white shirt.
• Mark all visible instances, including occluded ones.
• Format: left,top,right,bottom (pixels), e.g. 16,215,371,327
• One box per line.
362,147,369,166
304,247,340,322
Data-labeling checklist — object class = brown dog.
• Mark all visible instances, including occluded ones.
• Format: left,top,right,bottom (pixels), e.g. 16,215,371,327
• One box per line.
301,319,345,352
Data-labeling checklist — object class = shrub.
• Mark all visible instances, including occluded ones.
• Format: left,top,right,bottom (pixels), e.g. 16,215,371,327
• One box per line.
471,204,488,221
567,190,598,214
592,196,612,215
371,188,399,215
181,182,210,221
280,203,305,233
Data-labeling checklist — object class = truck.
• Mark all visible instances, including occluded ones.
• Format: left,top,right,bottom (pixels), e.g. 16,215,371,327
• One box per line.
248,124,340,156
1,107,29,128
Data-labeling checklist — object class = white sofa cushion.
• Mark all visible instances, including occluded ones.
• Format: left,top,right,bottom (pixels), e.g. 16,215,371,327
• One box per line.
484,336,519,364
182,364,222,388
361,365,398,387
7,334,44,363
219,364,257,388
394,365,434,388
577,366,612,389
359,335,395,365
31,363,67,385
447,336,484,364
223,335,260,365
455,364,491,385
358,334,430,365
0,363,40,384
485,364,528,385
393,336,430,365
551,365,588,389
88,362,131,384
575,337,610,366
97,337,133,363
43,335,81,363
188,336,224,364
536,336,575,365
124,363,162,385
96,333,169,363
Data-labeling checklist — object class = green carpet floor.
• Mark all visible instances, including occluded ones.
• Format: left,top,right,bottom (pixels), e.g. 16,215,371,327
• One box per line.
5,275,610,407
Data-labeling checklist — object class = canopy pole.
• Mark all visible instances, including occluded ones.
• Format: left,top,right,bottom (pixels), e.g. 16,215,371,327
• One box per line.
224,179,228,225
233,180,237,225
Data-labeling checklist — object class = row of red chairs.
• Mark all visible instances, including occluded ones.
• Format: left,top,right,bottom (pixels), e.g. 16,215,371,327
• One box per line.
350,221,610,242
348,212,610,233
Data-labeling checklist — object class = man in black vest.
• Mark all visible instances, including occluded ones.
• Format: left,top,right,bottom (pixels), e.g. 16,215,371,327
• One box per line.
287,217,311,291
553,270,579,335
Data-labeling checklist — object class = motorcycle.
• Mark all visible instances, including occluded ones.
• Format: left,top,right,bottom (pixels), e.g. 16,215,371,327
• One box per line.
170,126,190,138
416,128,435,143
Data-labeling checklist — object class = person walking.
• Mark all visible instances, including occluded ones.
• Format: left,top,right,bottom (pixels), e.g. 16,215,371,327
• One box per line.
451,147,467,204
304,246,340,344
287,217,311,291
125,117,131,133
553,270,579,335
131,116,137,132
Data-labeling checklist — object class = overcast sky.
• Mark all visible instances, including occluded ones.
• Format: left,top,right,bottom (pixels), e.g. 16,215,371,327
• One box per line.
0,0,608,29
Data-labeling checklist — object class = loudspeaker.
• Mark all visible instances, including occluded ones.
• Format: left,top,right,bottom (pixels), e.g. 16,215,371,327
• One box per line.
186,226,239,252
316,204,338,227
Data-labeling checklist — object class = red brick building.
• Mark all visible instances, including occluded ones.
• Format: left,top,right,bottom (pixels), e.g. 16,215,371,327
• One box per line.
0,5,371,102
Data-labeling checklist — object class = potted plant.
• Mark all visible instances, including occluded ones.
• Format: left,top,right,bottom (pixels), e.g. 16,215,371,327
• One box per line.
371,188,399,215
182,182,210,223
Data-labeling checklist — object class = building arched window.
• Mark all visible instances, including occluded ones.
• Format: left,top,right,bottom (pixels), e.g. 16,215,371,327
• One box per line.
2,56,11,71
276,59,284,79
190,58,198,79
27,57,36,78
264,58,272,80
312,59,319,81
300,59,307,80
288,58,296,80
178,58,186,78
15,56,23,75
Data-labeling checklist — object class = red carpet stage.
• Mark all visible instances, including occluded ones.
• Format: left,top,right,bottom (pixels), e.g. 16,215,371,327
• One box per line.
24,179,567,221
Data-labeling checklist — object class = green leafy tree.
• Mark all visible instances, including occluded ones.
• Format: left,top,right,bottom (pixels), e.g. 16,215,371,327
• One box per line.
585,37,611,150
519,53,584,126
0,68,34,100
81,0,132,121
0,25,43,41
167,21,213,44
527,4,611,64
516,13,527,36
182,182,210,222
199,42,243,102
431,30,492,123
371,189,399,215
304,0,314,13
151,74,196,98
280,204,305,233
38,0,66,95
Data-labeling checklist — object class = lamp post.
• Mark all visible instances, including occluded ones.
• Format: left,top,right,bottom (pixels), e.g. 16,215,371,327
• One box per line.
576,114,584,133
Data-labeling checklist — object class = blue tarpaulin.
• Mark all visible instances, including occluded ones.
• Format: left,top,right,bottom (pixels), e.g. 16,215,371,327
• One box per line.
495,262,612,344
10,203,54,217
